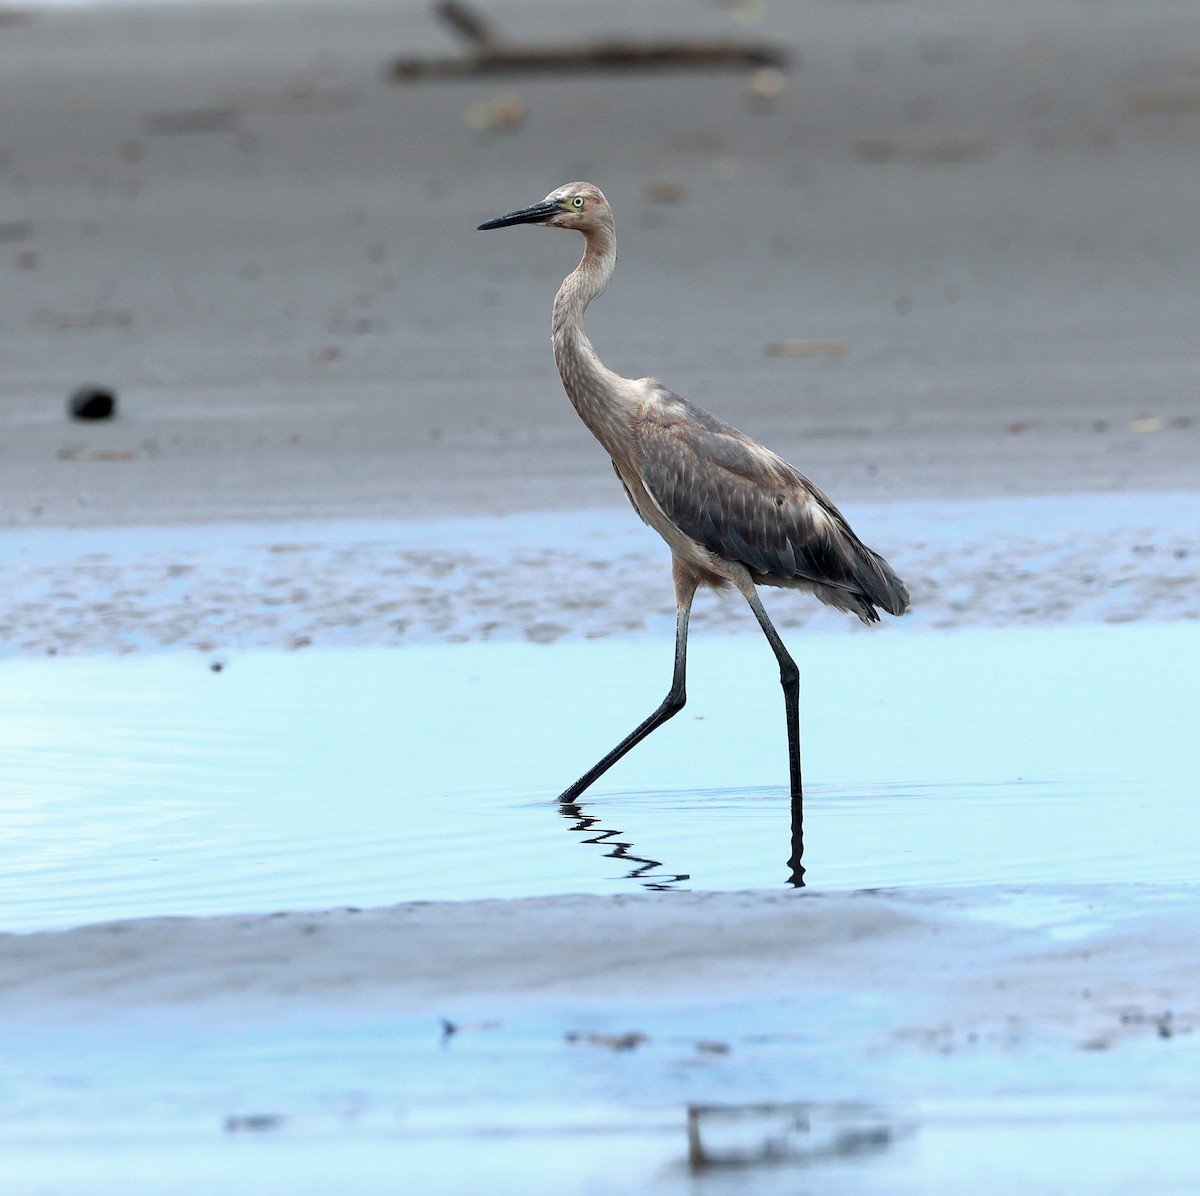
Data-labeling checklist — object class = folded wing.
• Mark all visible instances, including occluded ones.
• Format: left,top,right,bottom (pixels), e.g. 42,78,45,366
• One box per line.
637,389,909,621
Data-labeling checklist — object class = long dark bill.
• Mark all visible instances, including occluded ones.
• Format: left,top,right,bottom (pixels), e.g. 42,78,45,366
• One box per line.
477,200,560,230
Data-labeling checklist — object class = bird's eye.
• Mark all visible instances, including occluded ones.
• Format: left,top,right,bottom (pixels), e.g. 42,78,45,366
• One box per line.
571,196,585,209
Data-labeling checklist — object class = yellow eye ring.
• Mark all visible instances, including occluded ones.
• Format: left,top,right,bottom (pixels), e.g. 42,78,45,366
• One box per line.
571,196,585,209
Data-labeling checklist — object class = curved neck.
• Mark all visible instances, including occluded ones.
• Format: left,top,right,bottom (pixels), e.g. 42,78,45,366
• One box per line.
552,223,615,337
551,225,634,449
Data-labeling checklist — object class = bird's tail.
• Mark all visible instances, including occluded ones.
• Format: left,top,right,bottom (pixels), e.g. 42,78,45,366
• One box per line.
852,548,911,622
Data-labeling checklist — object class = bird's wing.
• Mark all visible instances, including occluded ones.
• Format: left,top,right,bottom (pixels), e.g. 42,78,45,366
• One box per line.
637,387,908,615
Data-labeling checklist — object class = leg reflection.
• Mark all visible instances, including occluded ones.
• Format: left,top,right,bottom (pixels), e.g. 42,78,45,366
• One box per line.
557,798,690,891
557,790,803,890
788,796,805,888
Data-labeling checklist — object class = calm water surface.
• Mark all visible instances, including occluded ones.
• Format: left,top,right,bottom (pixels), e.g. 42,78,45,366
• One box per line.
2,622,1197,931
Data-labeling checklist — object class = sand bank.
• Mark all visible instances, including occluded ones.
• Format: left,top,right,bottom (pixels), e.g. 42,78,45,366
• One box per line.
1,492,1196,656
2,884,1198,1192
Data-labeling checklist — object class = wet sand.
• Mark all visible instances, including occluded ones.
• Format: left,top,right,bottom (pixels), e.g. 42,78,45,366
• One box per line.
1,492,1197,656
3,881,1199,1193
1,0,1199,1191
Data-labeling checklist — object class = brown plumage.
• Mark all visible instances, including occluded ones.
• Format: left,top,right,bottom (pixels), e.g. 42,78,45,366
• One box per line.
479,182,909,804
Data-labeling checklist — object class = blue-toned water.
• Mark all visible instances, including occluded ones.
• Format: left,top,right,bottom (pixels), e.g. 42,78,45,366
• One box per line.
3,621,1197,931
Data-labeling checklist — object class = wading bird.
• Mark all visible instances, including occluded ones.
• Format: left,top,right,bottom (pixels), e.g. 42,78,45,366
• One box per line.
478,183,909,804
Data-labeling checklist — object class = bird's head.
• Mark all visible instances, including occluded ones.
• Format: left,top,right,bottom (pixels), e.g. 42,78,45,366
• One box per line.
477,182,613,235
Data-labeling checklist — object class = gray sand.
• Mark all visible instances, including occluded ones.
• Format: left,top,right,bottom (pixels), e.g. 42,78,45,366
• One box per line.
1,0,1197,533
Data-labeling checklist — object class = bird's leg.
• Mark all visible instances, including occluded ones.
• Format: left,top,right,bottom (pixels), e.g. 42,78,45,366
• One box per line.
739,584,803,801
558,574,698,802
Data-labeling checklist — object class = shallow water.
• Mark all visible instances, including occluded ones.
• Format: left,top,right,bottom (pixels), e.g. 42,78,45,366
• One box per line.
3,621,1197,931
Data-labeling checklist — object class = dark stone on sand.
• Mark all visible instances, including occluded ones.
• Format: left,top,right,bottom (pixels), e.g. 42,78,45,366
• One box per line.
68,386,117,421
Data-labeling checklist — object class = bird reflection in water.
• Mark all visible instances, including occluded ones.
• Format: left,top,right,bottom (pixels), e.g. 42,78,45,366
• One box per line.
555,792,806,891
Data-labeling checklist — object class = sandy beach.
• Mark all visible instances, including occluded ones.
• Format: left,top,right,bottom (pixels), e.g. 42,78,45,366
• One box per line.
2,0,1199,1191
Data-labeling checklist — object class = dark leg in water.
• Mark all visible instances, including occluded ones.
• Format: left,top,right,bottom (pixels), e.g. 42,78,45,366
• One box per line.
738,585,804,885
558,578,698,802
741,584,803,802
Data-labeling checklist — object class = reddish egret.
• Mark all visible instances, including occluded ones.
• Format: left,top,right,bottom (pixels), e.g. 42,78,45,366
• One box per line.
478,183,909,803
